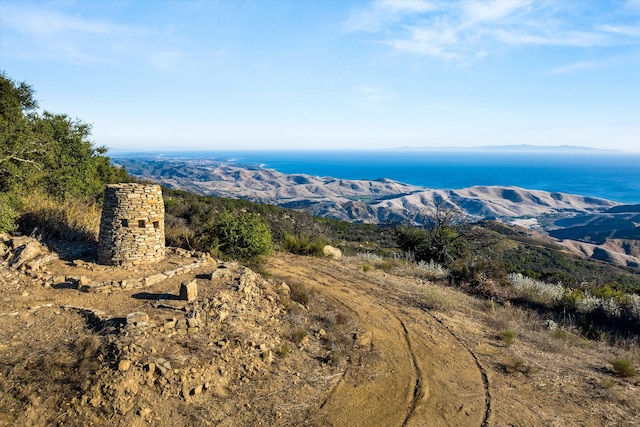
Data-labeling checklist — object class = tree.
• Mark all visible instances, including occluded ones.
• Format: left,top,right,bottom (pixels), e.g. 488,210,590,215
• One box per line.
0,72,129,198
396,199,470,266
0,73,43,192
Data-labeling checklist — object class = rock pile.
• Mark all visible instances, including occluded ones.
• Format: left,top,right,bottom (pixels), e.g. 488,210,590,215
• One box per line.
85,264,287,410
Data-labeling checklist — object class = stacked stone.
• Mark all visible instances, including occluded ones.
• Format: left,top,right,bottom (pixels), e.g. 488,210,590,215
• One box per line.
97,183,165,266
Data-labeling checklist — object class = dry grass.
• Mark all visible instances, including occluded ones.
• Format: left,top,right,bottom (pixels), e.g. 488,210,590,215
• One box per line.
419,286,456,312
19,192,101,241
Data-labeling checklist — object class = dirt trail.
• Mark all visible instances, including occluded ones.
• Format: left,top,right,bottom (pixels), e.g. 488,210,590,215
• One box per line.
268,255,487,427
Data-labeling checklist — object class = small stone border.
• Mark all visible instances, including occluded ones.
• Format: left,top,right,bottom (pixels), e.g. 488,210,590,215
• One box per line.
2,238,214,293
76,255,212,293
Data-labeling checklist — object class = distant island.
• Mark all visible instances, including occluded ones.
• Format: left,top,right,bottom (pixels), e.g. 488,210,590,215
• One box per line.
397,144,622,153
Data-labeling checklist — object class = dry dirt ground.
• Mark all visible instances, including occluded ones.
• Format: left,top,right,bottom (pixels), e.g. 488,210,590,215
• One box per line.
1,239,639,426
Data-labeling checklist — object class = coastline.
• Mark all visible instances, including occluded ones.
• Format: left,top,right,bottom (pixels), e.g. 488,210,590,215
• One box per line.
111,150,640,205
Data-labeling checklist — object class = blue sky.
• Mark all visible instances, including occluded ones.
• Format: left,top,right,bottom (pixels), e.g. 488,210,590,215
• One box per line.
1,0,639,152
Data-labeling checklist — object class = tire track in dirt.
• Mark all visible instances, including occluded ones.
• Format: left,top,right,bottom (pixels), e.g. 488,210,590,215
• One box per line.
398,317,423,427
425,312,492,426
311,263,492,426
269,255,487,426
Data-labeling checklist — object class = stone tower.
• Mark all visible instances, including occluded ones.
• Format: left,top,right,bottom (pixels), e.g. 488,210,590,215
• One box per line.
97,183,165,266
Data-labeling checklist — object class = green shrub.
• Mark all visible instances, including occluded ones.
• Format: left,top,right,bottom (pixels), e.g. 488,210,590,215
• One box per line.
281,233,326,256
591,285,627,303
276,343,290,358
374,259,395,272
362,263,371,273
210,210,273,260
0,192,20,233
561,288,585,311
502,330,516,347
611,358,636,378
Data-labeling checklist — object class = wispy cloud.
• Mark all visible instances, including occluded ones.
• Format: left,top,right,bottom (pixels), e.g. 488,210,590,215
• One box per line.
345,0,439,32
0,4,221,72
598,24,640,37
493,29,610,47
0,5,156,66
462,0,531,24
346,0,640,64
4,8,150,37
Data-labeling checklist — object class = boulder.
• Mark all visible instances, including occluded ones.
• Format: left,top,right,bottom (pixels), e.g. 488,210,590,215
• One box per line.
9,239,44,268
323,245,342,260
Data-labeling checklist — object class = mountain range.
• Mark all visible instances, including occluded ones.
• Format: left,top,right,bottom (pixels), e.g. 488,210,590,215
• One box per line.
115,157,640,269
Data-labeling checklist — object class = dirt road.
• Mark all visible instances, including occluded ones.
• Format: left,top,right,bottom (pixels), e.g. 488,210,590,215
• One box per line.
268,254,488,426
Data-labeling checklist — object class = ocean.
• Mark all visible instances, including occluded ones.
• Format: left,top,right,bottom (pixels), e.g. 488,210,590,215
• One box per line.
114,150,640,205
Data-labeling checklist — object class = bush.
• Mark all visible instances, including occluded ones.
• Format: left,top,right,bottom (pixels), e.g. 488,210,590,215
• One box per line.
502,330,516,347
0,192,20,233
210,210,273,260
281,233,326,256
611,358,636,378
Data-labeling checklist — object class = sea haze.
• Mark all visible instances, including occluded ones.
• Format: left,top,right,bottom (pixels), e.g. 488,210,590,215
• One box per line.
114,150,640,205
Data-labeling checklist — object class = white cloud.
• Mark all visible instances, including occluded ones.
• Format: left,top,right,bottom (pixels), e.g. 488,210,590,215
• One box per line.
1,6,152,38
346,0,640,63
385,25,461,60
0,5,156,66
462,0,531,24
345,0,440,32
598,24,640,37
492,29,610,47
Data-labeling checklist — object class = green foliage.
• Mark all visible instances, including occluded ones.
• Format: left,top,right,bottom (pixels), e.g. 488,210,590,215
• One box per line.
374,259,395,272
561,288,585,311
326,349,342,366
502,330,516,347
210,210,273,260
611,358,636,378
449,253,508,286
281,233,326,256
591,285,627,303
362,263,371,273
0,72,129,201
276,343,290,358
0,192,20,233
395,203,473,267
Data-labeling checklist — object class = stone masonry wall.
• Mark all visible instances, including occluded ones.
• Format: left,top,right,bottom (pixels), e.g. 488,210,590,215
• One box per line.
98,183,165,266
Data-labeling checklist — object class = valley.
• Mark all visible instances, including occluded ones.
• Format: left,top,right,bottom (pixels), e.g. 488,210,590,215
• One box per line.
116,157,640,269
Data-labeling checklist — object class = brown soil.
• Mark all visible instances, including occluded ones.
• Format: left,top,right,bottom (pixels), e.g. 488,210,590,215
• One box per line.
1,242,639,426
